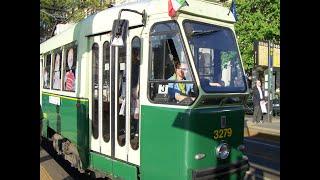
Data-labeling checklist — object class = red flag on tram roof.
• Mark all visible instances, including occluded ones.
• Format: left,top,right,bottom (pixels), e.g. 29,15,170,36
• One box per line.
168,0,188,17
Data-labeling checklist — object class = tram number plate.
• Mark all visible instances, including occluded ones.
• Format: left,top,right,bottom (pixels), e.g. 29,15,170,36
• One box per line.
213,128,232,140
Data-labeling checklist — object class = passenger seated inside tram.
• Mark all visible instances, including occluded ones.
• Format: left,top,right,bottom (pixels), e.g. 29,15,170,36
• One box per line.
168,61,195,103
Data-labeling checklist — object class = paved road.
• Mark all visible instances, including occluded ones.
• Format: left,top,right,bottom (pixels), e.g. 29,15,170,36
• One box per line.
41,138,96,180
244,136,280,180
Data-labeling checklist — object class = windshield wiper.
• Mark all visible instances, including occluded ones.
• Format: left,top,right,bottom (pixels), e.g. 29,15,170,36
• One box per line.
191,29,220,36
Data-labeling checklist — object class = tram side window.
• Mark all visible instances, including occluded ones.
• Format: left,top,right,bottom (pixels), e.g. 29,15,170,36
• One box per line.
102,41,110,143
148,21,198,105
117,44,127,147
63,46,77,92
52,50,62,90
130,37,141,150
43,54,51,89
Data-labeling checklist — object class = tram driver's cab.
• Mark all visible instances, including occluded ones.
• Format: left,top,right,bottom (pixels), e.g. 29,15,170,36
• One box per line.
148,22,199,106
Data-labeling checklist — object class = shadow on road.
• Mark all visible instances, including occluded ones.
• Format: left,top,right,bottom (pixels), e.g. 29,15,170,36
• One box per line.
247,132,280,143
41,138,107,180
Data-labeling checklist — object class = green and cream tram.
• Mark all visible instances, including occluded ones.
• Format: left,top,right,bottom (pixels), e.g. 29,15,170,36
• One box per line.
40,0,250,179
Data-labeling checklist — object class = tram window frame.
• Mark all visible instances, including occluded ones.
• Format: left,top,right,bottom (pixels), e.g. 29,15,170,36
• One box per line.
92,43,99,140
102,40,111,143
182,19,247,93
52,48,63,90
147,20,198,106
130,36,141,150
43,53,52,89
117,43,127,147
63,42,78,92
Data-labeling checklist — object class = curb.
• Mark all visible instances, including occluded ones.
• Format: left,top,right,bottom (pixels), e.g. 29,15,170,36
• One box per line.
245,119,280,136
246,125,280,136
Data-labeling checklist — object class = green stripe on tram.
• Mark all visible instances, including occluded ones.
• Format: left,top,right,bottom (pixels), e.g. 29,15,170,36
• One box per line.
41,92,90,169
42,92,89,101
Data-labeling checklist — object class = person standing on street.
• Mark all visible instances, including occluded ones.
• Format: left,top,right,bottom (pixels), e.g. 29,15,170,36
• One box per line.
252,80,265,123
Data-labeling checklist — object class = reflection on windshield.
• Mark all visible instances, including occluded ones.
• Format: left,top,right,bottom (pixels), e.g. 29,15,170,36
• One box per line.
190,29,220,36
183,20,246,93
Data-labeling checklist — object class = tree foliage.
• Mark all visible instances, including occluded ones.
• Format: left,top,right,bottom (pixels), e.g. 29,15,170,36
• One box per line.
40,0,112,42
234,0,280,70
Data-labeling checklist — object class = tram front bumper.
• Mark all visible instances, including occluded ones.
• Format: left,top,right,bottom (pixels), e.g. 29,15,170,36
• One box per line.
192,159,249,180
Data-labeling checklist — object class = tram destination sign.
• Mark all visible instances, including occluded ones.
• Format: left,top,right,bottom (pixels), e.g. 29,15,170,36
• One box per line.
255,41,280,67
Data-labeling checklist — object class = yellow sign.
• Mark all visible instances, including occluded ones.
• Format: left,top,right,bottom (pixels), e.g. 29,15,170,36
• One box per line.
257,42,280,67
258,44,268,66
273,47,280,67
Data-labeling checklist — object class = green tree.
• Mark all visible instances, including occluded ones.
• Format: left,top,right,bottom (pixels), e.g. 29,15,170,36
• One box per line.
234,0,280,70
40,0,112,42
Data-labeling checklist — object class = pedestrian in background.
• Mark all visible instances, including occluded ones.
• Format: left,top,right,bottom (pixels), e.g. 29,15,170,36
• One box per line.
252,80,265,123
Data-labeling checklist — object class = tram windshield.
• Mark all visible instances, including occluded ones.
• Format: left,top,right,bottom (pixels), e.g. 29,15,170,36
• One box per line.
183,20,247,93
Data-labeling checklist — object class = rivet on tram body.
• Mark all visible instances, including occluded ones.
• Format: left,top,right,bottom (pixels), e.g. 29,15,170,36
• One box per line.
195,153,206,160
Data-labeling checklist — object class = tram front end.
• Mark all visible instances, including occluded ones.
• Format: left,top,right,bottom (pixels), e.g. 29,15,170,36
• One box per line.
142,17,249,179
141,0,249,178
182,19,250,179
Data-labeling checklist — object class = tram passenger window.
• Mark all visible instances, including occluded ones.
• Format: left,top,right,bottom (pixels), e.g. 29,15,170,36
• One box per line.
63,46,77,92
130,37,141,150
43,54,51,89
52,51,62,90
148,21,198,105
92,43,99,139
103,41,110,143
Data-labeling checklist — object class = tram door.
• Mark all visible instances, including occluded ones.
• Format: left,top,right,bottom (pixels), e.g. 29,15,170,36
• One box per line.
90,34,112,157
90,28,142,165
90,31,128,160
112,28,142,165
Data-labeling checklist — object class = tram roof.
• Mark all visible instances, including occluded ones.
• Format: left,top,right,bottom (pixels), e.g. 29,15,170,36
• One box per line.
40,0,235,54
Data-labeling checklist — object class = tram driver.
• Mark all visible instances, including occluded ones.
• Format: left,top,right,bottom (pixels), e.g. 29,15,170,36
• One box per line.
168,61,195,104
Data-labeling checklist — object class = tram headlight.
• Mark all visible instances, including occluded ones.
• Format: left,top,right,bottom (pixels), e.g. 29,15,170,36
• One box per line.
216,142,230,160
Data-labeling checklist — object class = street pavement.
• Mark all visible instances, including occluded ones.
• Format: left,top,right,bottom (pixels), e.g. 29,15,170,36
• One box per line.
244,115,280,180
40,145,73,180
245,115,280,137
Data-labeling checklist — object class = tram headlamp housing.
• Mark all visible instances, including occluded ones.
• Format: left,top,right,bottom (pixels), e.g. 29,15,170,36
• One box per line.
216,142,230,160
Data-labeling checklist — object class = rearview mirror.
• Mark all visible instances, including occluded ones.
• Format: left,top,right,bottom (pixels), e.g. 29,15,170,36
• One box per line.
111,19,129,47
